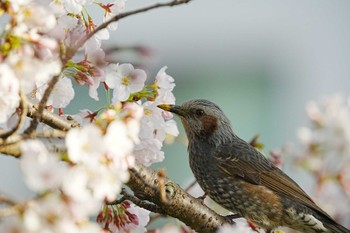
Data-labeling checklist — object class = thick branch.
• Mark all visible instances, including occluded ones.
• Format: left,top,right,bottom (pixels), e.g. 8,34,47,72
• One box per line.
127,164,229,233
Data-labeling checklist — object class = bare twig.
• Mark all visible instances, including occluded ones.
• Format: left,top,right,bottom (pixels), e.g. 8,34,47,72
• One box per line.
81,0,193,46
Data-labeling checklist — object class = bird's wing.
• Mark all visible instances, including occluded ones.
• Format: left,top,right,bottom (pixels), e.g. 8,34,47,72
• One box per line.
214,138,331,217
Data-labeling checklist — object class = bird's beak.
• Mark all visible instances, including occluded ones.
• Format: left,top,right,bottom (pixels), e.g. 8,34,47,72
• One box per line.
157,104,185,116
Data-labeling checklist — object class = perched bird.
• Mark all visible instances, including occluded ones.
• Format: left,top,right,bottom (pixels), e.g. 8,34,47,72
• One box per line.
158,99,350,233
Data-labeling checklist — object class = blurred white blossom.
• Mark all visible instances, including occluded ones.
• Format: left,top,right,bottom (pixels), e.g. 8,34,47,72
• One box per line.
0,64,20,123
296,94,350,172
294,94,350,226
66,124,105,165
36,76,75,108
20,140,67,192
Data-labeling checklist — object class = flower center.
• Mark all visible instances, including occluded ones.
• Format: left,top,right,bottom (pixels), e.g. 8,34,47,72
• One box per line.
144,109,153,116
121,76,130,86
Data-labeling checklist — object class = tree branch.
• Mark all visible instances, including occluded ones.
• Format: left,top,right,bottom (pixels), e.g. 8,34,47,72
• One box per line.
1,103,230,231
23,75,61,136
128,165,229,233
0,102,75,156
26,103,80,131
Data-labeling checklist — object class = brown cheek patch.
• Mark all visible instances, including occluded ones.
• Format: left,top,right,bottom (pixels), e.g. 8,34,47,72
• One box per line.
201,115,218,135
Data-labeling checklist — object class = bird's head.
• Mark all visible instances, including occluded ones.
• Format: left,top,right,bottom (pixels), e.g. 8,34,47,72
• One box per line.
158,99,234,145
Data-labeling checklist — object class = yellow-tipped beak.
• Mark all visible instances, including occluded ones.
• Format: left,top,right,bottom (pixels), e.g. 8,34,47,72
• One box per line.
157,104,185,116
157,104,172,112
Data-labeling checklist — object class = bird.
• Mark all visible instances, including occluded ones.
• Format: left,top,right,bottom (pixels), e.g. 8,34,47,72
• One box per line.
157,99,350,233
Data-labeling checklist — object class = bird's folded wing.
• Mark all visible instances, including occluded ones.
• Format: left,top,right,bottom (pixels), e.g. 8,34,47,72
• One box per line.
215,142,331,218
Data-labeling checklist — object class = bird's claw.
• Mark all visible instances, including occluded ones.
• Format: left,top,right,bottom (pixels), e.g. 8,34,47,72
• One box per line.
197,192,207,202
224,213,242,224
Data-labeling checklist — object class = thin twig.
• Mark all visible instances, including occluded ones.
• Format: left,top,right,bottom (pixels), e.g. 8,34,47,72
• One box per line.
22,0,193,136
0,89,28,139
0,195,17,206
80,0,193,47
121,190,167,215
23,75,61,136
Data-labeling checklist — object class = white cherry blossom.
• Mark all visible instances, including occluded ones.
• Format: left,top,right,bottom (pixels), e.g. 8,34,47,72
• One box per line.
66,124,105,164
134,138,164,166
0,64,20,123
102,0,126,31
36,76,75,108
20,140,66,192
106,63,147,102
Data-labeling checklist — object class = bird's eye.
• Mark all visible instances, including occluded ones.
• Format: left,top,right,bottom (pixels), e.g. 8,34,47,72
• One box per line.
195,109,205,117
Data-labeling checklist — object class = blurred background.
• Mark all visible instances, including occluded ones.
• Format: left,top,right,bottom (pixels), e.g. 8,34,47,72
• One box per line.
1,0,350,228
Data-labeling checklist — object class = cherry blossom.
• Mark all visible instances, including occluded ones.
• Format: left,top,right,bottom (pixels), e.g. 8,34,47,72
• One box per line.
17,2,57,33
100,0,126,31
20,140,67,192
155,66,176,105
0,0,186,232
120,203,150,233
292,94,350,227
155,66,176,92
0,64,20,123
134,138,165,166
106,63,147,103
20,192,101,233
97,201,150,233
66,124,105,165
61,0,92,14
36,76,75,108
9,55,62,95
104,120,135,163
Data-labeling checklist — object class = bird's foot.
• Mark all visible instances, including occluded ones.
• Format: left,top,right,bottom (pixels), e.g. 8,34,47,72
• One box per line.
197,192,208,201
